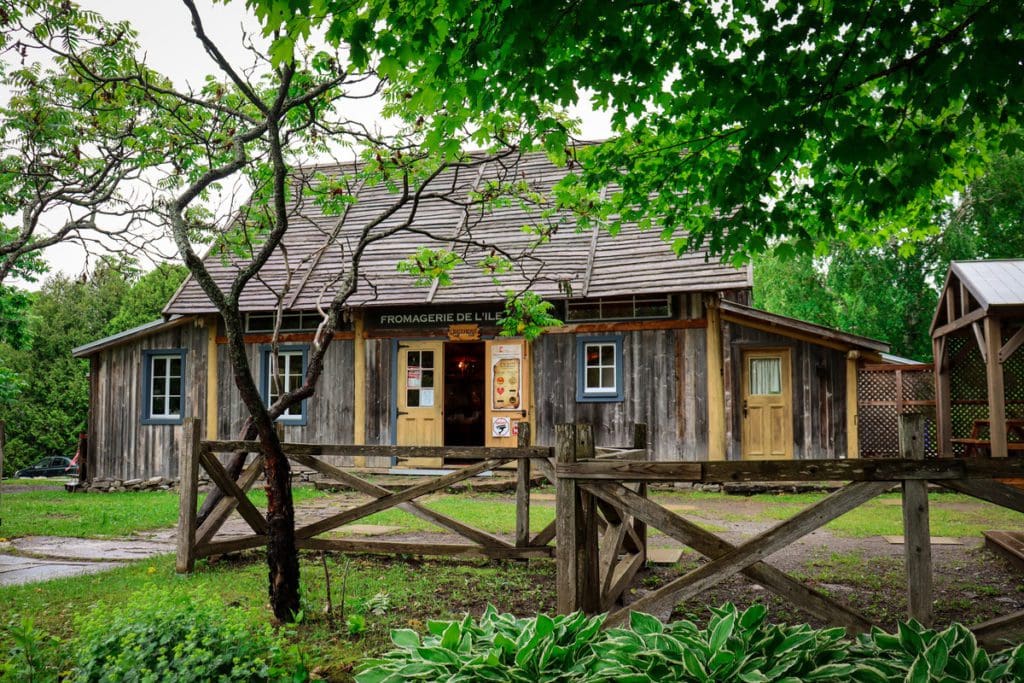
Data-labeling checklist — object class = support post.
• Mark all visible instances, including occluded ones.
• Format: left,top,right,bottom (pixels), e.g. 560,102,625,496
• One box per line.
632,423,648,564
205,318,219,441
555,424,599,614
176,417,202,574
77,432,88,483
515,423,532,548
845,352,860,458
353,311,367,465
900,413,932,626
706,298,727,460
933,338,953,457
984,317,1007,458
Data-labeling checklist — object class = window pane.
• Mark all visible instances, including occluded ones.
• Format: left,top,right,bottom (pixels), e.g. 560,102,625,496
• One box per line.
152,357,166,380
169,358,181,378
749,358,782,395
408,351,420,367
407,389,420,407
601,345,615,366
168,396,181,415
169,377,181,397
586,368,600,389
585,345,600,367
288,353,303,375
422,370,434,388
152,396,166,416
601,367,615,389
421,351,433,369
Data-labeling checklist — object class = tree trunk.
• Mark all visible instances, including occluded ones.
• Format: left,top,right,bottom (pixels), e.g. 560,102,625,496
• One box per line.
259,423,300,621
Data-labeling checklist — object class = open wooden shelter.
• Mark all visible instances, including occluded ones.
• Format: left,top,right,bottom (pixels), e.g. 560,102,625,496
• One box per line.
931,260,1024,458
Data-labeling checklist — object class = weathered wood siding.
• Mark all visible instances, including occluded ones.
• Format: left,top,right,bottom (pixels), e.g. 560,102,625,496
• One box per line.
362,338,394,467
531,327,708,461
89,320,209,480
215,339,356,465
722,321,848,459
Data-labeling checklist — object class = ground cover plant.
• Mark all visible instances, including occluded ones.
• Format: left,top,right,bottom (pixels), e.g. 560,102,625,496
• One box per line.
358,604,1024,682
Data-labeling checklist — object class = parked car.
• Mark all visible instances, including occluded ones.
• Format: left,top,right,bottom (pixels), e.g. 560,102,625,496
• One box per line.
13,456,79,478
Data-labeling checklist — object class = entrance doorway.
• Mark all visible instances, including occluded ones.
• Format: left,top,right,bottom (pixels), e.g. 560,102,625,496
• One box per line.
740,348,794,459
444,342,486,447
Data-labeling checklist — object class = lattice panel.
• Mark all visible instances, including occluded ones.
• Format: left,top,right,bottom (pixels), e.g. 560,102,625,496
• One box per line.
857,366,936,458
1005,324,1024,423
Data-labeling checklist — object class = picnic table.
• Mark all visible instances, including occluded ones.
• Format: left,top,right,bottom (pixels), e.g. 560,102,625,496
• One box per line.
950,419,1024,457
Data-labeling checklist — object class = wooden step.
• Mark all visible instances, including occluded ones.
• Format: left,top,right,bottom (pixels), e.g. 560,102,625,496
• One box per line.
983,530,1024,572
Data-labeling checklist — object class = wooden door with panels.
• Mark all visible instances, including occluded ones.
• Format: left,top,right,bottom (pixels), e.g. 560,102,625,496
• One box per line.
484,339,530,448
740,348,793,459
396,340,444,467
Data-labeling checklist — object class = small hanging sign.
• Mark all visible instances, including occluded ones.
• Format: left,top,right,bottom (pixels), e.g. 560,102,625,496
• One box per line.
447,323,480,341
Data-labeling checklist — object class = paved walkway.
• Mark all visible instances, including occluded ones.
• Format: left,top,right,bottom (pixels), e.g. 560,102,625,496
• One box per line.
0,535,175,586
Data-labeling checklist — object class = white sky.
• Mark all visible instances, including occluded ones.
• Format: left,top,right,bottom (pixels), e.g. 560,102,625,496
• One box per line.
13,0,613,285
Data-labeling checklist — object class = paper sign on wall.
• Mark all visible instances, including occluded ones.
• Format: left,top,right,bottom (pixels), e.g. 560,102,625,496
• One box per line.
407,368,421,389
491,344,522,411
492,416,511,438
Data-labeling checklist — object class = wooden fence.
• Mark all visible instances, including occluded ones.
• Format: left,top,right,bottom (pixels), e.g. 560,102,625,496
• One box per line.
176,416,1024,647
555,415,1024,648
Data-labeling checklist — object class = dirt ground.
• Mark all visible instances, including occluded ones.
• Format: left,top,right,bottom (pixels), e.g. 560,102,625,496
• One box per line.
313,488,1024,632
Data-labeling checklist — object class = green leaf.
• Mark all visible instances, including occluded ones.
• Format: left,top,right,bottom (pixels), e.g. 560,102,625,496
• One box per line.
391,629,421,650
630,612,663,636
906,654,930,683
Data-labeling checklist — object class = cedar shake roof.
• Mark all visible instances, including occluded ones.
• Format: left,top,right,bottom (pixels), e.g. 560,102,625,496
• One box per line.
164,150,751,315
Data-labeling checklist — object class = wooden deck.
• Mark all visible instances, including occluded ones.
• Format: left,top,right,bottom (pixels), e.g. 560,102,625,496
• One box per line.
983,530,1024,572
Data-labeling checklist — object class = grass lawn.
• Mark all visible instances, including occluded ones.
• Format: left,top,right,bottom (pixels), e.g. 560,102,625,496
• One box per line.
0,486,325,539
649,489,1024,538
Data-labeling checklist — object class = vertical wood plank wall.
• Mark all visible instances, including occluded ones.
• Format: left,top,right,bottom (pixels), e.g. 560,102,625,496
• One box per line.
722,322,849,459
216,339,356,461
91,320,209,480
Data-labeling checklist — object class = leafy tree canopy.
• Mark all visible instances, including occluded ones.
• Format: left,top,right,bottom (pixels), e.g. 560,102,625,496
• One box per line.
243,0,1022,262
104,263,188,335
754,152,1024,360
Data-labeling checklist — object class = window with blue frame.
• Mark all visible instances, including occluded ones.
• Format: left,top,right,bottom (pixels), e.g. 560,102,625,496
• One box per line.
142,349,186,425
261,345,308,424
576,336,624,402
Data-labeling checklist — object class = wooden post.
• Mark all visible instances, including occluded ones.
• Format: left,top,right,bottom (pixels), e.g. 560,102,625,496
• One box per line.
353,311,367,465
985,317,1007,458
515,423,532,548
933,338,953,457
575,424,600,613
633,423,648,564
845,352,860,458
899,413,932,626
706,298,727,460
176,418,202,574
205,319,219,441
555,424,600,614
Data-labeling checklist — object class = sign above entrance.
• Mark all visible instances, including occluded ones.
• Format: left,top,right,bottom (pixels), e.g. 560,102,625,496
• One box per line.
448,324,481,341
368,305,504,330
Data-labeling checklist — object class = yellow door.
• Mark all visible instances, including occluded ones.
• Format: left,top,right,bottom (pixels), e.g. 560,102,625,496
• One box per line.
741,349,793,459
485,339,530,448
397,341,444,467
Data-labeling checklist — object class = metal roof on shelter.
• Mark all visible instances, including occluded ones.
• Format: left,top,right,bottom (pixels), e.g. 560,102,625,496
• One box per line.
163,151,750,315
950,260,1024,309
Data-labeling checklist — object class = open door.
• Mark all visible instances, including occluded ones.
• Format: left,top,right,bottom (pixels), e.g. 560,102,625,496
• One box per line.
396,340,444,468
485,339,530,448
741,348,793,459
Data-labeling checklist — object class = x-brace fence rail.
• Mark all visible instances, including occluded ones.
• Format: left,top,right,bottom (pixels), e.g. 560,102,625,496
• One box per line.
554,417,1024,650
174,418,562,574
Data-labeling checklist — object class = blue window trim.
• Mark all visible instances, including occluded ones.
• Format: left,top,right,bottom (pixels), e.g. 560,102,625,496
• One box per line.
141,349,187,425
260,344,309,426
576,335,624,403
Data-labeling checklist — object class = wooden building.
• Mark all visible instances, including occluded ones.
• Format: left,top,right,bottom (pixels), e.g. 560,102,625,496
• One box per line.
72,152,889,481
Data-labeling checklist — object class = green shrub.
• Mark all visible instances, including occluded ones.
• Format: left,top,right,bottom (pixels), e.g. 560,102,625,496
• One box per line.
357,603,1024,682
72,589,307,682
